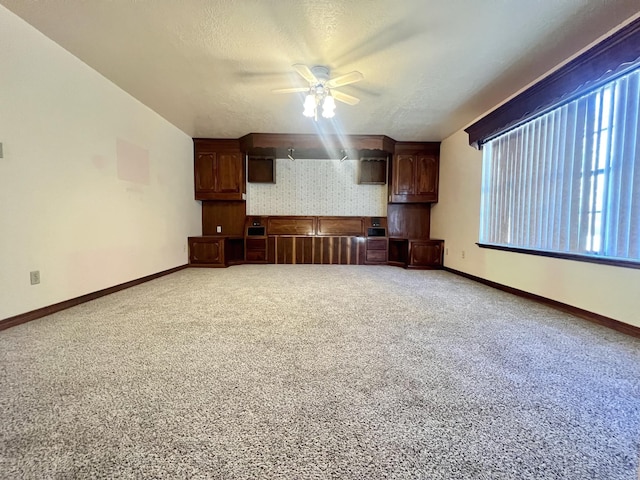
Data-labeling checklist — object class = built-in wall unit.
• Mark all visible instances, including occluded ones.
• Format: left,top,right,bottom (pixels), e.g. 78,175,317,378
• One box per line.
189,134,443,269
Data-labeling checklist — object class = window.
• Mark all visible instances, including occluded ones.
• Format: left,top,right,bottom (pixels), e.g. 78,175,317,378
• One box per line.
479,66,640,265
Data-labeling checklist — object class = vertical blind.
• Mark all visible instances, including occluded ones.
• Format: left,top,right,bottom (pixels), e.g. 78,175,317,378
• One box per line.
480,66,640,261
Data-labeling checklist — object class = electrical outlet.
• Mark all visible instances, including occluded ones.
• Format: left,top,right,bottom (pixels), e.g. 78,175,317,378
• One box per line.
461,250,466,259
30,270,40,285
216,225,222,233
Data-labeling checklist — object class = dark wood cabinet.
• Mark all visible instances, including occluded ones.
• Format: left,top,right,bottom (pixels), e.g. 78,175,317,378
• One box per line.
409,239,444,268
365,238,388,264
188,236,244,267
388,238,444,269
188,236,225,267
244,218,268,263
390,142,439,203
246,237,267,262
194,139,244,200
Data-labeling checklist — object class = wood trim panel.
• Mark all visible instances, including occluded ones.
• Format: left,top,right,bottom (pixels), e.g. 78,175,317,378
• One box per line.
317,217,365,236
443,267,640,339
193,138,241,152
202,201,246,236
270,236,364,265
0,265,188,332
394,142,441,155
387,204,431,239
239,133,395,156
267,216,316,235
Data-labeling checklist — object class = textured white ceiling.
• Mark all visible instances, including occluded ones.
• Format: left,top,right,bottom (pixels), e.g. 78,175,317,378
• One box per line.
2,0,639,140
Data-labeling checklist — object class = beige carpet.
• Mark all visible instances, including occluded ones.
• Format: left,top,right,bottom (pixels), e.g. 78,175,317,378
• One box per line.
1,265,639,479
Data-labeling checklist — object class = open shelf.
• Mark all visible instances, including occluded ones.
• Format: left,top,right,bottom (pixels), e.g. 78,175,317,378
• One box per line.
248,156,276,183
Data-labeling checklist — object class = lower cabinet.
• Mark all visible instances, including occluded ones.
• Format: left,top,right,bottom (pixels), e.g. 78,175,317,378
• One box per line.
409,239,444,268
189,236,225,267
245,237,268,263
187,218,442,269
388,238,444,269
365,238,388,264
188,236,245,267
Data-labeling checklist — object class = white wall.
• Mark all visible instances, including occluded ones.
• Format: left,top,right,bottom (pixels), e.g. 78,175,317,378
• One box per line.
247,158,387,216
0,6,201,320
431,129,640,328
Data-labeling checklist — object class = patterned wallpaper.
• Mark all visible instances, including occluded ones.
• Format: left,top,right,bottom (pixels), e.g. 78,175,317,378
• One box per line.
247,158,387,216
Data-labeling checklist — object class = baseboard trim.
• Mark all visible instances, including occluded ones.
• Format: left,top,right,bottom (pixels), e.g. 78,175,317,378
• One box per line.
0,265,188,332
443,267,640,339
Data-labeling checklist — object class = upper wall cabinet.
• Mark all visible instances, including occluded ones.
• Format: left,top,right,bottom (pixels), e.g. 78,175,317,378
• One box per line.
194,139,245,200
389,142,440,203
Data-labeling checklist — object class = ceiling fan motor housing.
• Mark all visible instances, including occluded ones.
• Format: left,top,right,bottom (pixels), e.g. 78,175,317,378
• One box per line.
310,66,330,83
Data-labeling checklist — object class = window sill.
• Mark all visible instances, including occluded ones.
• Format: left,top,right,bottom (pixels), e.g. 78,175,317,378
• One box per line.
476,243,640,270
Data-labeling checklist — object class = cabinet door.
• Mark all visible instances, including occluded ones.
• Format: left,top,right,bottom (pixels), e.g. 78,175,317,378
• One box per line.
392,154,415,196
409,240,443,268
216,152,243,194
189,237,225,266
415,154,439,201
194,153,216,193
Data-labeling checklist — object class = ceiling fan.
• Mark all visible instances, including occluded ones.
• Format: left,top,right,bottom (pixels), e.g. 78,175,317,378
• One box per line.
272,64,364,119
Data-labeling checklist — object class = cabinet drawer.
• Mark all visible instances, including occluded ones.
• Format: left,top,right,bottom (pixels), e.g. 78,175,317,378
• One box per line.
366,250,387,262
246,238,266,250
246,250,266,262
366,238,387,250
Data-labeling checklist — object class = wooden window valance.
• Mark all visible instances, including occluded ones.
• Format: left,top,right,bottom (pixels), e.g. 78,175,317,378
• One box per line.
465,16,640,149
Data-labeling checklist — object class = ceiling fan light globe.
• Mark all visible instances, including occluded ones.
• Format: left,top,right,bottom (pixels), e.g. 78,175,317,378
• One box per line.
323,95,336,110
303,94,317,117
304,94,316,109
322,94,336,118
322,106,336,118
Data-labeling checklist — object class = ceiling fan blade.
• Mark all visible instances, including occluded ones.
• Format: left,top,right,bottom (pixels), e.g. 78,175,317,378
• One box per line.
272,87,309,94
293,64,318,83
326,71,364,88
331,90,360,106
